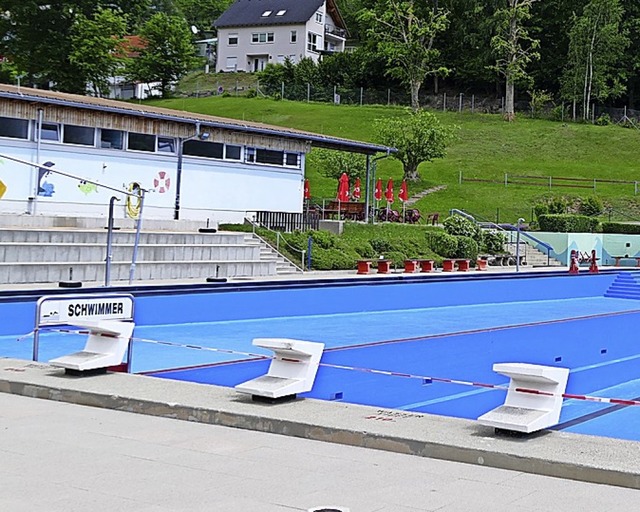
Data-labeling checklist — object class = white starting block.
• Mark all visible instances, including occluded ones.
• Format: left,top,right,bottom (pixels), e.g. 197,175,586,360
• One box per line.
235,338,324,401
477,363,570,434
49,319,134,374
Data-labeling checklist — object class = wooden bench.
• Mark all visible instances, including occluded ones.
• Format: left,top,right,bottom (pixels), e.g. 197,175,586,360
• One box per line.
612,256,640,267
324,201,366,221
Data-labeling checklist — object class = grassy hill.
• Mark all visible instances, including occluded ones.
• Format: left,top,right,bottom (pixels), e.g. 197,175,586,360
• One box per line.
148,95,640,224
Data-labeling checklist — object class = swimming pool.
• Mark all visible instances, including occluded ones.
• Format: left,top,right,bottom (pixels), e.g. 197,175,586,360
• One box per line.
2,271,640,441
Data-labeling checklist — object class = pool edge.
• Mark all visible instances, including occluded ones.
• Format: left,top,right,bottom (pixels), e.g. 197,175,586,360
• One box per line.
1,357,638,490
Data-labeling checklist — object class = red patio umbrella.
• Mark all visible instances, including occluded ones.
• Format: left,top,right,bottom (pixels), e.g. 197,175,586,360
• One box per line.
337,173,350,202
385,178,394,203
374,178,382,201
398,180,408,222
352,177,361,201
303,179,311,200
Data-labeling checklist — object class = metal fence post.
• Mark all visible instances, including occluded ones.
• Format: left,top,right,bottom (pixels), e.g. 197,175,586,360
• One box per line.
471,94,475,113
459,93,463,112
387,89,390,106
443,92,447,112
360,87,363,106
281,82,285,99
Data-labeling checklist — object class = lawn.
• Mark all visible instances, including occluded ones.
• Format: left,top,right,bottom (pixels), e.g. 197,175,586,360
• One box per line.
147,95,640,223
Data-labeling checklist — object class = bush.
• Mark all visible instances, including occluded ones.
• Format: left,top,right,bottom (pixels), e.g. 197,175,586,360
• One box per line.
426,230,458,258
311,248,358,270
481,231,507,254
601,222,640,234
595,113,612,126
442,215,483,244
309,230,338,249
538,214,599,232
454,236,479,260
578,196,604,217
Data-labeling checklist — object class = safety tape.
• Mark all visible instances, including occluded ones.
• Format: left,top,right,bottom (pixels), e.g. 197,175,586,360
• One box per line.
45,328,640,406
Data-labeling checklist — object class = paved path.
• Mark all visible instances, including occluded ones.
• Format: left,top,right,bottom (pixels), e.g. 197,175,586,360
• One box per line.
1,392,638,512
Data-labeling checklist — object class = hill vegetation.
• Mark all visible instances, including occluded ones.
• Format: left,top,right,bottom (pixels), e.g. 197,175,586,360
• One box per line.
149,95,640,224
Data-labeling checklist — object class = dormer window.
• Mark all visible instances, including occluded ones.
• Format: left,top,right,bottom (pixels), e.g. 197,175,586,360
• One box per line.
315,11,322,23
276,10,286,16
261,10,272,16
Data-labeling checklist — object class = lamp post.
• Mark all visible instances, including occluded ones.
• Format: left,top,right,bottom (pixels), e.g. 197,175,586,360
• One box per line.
174,123,209,220
516,218,525,272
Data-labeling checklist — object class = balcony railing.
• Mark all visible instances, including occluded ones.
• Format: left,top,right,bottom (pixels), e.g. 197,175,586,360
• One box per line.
325,25,346,38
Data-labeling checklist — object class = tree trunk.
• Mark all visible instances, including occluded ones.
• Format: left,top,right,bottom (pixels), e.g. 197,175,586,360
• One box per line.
404,161,420,181
504,75,515,122
410,79,421,111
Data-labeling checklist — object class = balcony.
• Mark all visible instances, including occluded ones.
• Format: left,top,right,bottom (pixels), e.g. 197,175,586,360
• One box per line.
324,24,346,39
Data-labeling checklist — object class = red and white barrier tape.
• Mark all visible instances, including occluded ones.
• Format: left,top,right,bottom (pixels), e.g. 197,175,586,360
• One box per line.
46,329,640,406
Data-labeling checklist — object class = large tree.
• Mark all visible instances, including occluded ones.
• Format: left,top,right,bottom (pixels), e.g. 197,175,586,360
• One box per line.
127,12,199,97
374,110,457,181
359,0,449,111
491,0,540,121
561,0,629,120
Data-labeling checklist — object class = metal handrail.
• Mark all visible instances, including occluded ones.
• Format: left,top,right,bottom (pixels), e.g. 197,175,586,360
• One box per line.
246,218,304,272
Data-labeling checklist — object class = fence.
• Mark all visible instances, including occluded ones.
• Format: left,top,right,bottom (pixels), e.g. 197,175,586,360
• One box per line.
254,210,320,232
460,171,640,195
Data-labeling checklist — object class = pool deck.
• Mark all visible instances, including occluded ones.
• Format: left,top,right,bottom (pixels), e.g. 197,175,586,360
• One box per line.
2,267,640,510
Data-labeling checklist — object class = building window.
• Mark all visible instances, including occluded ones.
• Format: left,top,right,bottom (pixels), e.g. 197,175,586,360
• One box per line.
228,34,238,45
290,30,297,43
100,129,124,149
256,148,284,166
285,153,299,167
307,33,319,52
183,140,224,159
252,32,274,43
226,56,237,70
245,147,255,162
261,10,272,16
157,137,176,153
0,116,28,139
225,145,242,160
276,54,285,64
63,124,95,146
315,11,323,23
128,132,156,152
289,54,297,63
40,122,60,142
276,9,286,16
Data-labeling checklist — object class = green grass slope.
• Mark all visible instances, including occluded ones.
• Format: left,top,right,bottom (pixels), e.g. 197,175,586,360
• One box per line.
148,96,640,223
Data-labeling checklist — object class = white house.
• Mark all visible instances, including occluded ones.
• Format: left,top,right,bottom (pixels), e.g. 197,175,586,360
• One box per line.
0,84,389,225
214,0,347,73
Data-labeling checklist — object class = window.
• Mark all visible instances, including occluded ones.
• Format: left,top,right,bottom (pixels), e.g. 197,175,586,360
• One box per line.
183,140,223,159
261,10,271,16
157,137,176,153
225,145,242,160
226,56,237,70
40,122,60,142
285,153,299,167
228,34,238,45
276,9,286,15
63,124,95,146
290,30,297,43
100,129,124,149
0,116,28,139
128,132,156,152
256,148,284,165
276,54,285,64
307,33,319,52
245,147,255,162
289,54,296,63
252,32,274,43
315,11,323,23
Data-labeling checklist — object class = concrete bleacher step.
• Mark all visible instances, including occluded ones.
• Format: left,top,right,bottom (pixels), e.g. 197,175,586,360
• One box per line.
604,273,640,299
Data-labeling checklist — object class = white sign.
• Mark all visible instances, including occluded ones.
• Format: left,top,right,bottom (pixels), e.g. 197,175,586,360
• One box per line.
38,295,134,325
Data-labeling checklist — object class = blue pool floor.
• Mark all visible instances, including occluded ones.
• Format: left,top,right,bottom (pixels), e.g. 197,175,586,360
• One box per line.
3,296,640,441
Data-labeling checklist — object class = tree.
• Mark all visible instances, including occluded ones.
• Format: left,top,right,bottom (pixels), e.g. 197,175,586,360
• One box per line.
174,0,231,33
127,13,199,97
491,0,540,121
69,8,128,97
374,110,457,181
307,149,367,181
561,0,629,120
359,0,449,111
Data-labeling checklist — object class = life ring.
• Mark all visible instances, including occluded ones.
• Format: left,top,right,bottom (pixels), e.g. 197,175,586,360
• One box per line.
125,182,142,219
153,171,170,193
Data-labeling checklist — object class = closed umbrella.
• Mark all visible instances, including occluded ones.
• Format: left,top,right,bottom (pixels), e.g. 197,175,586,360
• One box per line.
352,177,361,201
304,179,311,200
337,173,350,217
398,180,408,222
385,178,394,221
374,178,382,220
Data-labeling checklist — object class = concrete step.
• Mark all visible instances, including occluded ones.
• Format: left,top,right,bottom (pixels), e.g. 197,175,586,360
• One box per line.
0,243,260,263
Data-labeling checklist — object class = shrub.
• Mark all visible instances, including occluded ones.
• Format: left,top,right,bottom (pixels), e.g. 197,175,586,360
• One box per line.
454,236,479,260
601,222,640,234
245,88,257,98
578,196,604,217
442,215,483,244
538,214,599,232
595,113,612,126
369,238,393,254
309,230,338,249
311,248,357,270
426,230,458,258
482,231,507,254
533,203,549,220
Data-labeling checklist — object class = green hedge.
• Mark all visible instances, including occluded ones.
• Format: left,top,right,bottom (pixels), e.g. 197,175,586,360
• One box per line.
537,214,599,233
601,222,640,234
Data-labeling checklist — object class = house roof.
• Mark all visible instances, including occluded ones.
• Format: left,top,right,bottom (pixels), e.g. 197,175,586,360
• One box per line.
0,84,393,155
214,0,345,30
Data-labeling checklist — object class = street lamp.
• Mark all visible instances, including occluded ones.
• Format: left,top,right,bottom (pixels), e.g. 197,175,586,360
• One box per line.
516,218,525,272
174,123,210,220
